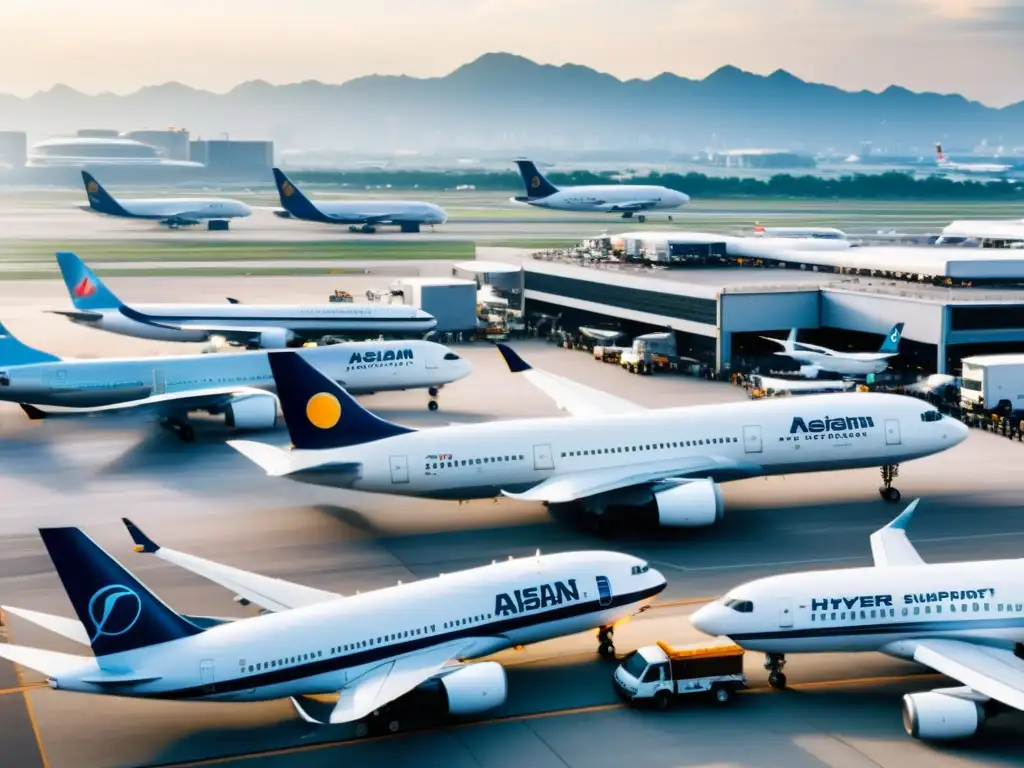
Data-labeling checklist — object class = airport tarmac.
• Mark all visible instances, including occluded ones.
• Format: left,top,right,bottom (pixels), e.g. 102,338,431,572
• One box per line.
0,300,1023,767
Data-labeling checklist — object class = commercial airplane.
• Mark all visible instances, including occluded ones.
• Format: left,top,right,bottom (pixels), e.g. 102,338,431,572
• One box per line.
512,160,689,222
935,144,1011,176
761,324,905,379
271,169,447,233
752,223,848,240
227,345,966,531
80,172,252,230
692,500,1024,742
0,323,469,440
52,252,437,348
0,522,665,730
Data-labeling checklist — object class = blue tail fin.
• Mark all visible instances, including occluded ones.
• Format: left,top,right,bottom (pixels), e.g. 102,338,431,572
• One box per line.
38,527,201,657
514,160,559,199
55,252,123,311
0,320,60,365
268,351,414,450
272,169,326,222
81,171,130,216
879,323,905,354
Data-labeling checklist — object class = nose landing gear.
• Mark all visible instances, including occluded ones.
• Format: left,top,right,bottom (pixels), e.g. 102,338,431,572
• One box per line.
879,464,901,502
765,653,787,689
598,625,616,659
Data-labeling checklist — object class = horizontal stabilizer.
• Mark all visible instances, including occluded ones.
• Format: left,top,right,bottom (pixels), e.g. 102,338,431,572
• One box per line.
46,310,104,323
0,643,93,678
79,672,163,686
1,605,89,645
226,440,297,476
870,498,925,567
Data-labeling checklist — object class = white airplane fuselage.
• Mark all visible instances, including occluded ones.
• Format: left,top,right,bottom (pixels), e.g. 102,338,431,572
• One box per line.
292,201,447,225
0,341,470,408
87,198,252,221
45,552,665,702
274,393,966,499
70,303,437,343
781,350,893,377
692,560,1024,657
519,185,689,213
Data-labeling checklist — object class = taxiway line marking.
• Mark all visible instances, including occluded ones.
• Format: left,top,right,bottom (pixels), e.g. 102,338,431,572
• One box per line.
154,672,939,768
7,625,51,768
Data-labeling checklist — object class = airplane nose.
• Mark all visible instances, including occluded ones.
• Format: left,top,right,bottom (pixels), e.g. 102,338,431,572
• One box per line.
952,418,969,445
690,603,717,636
676,192,691,204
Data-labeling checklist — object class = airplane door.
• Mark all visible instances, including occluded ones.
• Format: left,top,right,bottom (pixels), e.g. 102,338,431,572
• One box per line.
389,455,409,484
885,419,901,446
425,353,438,370
200,659,215,693
533,443,554,470
743,425,763,454
778,598,793,628
596,575,613,608
152,368,166,396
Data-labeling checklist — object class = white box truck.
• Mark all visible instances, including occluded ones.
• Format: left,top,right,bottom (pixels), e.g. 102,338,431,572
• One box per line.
960,354,1024,414
613,639,745,709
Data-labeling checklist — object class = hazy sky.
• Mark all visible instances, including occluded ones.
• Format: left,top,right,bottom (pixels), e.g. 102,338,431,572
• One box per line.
1,0,1022,105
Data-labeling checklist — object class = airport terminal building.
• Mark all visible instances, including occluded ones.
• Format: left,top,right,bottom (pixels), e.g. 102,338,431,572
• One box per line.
520,239,1024,375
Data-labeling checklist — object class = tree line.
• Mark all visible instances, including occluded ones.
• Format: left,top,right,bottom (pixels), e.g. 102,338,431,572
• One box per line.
285,169,1024,200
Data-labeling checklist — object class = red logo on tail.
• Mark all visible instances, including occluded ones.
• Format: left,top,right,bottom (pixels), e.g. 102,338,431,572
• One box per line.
74,277,96,298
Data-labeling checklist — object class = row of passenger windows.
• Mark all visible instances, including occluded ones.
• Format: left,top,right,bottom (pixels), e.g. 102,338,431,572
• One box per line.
445,613,492,628
561,436,738,459
810,602,1024,622
427,455,525,470
241,624,438,675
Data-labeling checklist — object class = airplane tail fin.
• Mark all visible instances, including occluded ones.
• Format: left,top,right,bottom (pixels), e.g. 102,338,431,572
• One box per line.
268,351,414,450
514,160,559,199
0,320,61,365
38,527,202,657
784,328,797,352
81,171,129,216
271,168,324,221
879,322,905,354
935,143,945,164
55,252,123,311
753,222,766,236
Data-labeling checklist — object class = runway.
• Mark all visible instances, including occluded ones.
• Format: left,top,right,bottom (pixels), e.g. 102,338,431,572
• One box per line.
0,312,1023,766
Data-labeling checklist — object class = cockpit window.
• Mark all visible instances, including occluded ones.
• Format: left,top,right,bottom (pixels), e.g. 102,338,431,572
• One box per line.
724,598,754,613
631,563,650,575
920,410,943,422
443,352,460,361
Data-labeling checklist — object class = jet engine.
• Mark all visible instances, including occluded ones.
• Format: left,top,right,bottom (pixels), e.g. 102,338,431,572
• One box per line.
652,479,724,527
224,394,279,431
798,364,822,379
413,662,508,716
256,328,296,349
902,691,985,740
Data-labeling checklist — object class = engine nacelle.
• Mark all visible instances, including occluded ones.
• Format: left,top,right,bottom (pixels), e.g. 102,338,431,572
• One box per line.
902,691,984,740
798,364,822,379
414,662,508,716
224,394,279,431
652,479,724,527
257,328,295,349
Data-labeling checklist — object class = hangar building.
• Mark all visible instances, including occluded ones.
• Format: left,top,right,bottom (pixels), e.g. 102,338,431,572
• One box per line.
521,236,1024,376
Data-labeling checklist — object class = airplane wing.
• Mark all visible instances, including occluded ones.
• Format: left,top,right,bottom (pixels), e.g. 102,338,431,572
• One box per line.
913,639,1024,711
495,344,645,417
869,499,925,567
325,212,408,225
19,386,276,423
123,519,339,612
604,201,660,212
293,639,485,725
504,455,758,504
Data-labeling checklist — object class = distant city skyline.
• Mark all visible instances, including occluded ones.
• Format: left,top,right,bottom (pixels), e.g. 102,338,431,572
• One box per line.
2,0,1024,105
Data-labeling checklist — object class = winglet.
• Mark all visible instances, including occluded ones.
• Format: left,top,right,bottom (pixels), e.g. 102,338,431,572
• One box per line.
496,343,532,373
886,498,919,531
20,403,49,420
122,518,160,554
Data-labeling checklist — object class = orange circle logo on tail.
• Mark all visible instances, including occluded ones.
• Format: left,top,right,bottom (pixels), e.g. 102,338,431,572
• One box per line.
530,176,540,189
86,181,99,194
281,181,295,198
306,392,341,429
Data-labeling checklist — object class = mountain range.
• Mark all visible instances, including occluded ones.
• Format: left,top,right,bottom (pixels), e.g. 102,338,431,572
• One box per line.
3,53,1023,155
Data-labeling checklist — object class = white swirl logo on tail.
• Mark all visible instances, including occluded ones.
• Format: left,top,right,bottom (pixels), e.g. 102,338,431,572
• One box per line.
891,329,901,344
87,584,142,641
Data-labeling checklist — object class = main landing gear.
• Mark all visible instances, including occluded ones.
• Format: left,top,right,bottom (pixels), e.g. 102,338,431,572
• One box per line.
598,625,616,659
428,385,441,411
161,418,195,443
765,653,787,689
879,464,901,503
354,707,400,738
